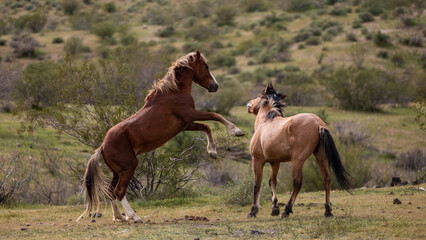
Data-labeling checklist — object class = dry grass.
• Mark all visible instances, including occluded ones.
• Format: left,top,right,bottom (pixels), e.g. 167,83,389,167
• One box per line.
0,184,425,239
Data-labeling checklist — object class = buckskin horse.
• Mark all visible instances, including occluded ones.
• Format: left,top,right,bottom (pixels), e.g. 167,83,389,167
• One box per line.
77,51,244,223
246,83,350,219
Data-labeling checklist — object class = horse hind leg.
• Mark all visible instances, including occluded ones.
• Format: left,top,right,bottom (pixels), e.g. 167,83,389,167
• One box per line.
108,172,125,222
315,147,333,217
282,157,307,219
270,162,280,216
115,166,143,223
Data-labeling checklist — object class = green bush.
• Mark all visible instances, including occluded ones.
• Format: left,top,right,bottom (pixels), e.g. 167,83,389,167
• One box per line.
399,36,422,47
156,26,175,38
210,52,236,68
286,0,315,12
221,174,270,206
391,54,404,67
120,34,137,46
329,7,348,16
320,66,398,111
400,16,416,27
213,4,236,26
92,21,116,39
306,36,320,45
26,14,47,33
360,27,368,35
359,12,374,22
346,32,357,42
240,0,267,12
373,31,391,47
61,0,79,15
104,2,116,13
64,36,83,55
376,50,388,58
13,61,59,109
352,19,362,29
185,23,215,41
52,37,64,44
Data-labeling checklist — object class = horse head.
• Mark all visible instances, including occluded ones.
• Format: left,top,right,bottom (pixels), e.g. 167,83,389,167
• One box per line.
247,82,286,116
188,51,218,92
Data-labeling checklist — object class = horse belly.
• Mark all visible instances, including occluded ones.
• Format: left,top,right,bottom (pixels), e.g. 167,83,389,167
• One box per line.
261,129,291,162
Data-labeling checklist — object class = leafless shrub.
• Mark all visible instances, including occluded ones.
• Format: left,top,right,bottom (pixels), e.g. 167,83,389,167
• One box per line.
333,120,370,146
9,32,40,58
0,63,21,112
0,153,32,204
346,43,367,68
395,149,426,171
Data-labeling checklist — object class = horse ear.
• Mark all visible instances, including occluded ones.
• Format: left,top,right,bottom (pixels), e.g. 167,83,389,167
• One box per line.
196,50,201,60
264,82,274,94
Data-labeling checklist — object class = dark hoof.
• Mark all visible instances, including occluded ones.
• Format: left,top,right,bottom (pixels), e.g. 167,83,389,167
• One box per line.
271,207,280,216
134,219,143,224
246,211,257,218
209,152,217,159
235,129,244,137
280,211,290,219
325,212,334,217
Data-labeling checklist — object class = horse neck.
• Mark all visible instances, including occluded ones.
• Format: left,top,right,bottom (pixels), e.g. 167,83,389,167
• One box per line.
176,68,194,95
254,107,271,132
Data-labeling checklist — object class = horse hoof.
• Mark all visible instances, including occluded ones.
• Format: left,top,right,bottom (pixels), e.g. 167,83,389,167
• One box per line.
280,212,290,219
246,212,257,218
234,129,244,137
209,152,217,159
134,219,143,224
271,207,280,216
325,212,334,218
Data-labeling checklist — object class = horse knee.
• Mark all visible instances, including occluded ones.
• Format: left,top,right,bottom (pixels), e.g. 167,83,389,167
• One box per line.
292,178,302,190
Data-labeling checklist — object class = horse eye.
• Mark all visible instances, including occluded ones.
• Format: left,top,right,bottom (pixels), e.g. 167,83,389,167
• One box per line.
205,65,209,70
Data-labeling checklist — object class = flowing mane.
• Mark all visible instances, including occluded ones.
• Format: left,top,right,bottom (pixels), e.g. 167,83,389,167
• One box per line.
145,52,206,101
261,87,286,120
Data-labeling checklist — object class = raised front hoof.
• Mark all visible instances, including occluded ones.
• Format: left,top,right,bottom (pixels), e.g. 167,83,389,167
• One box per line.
234,129,245,137
209,151,217,159
324,211,334,218
271,207,280,216
246,211,257,218
133,219,143,224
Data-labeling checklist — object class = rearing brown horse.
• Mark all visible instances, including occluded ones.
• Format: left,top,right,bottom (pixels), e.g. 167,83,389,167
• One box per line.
77,51,244,223
246,83,350,219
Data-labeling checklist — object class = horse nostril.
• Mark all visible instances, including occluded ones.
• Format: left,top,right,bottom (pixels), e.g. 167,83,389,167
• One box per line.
209,83,218,92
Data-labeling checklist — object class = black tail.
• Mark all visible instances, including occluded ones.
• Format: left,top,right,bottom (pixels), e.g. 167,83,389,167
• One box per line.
320,128,351,193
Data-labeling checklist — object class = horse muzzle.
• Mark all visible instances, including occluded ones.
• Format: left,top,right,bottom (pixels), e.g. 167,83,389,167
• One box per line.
246,102,252,112
208,83,218,92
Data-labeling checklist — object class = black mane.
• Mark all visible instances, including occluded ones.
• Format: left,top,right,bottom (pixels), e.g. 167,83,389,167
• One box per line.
262,84,286,120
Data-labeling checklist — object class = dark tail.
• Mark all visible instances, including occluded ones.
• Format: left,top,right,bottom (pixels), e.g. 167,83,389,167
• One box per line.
320,127,352,193
76,146,110,221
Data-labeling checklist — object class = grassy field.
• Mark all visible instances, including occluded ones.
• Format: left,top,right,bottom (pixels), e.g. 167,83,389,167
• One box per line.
0,184,425,239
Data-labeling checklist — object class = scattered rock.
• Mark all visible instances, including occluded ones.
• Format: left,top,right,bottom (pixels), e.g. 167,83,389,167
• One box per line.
408,211,412,213
380,210,385,213
122,213,126,216
91,219,96,223
194,238,200,240
393,198,402,204
391,177,401,186
307,203,318,207
408,202,412,205
417,206,421,209
388,192,395,195
26,224,31,226
69,219,72,222
296,203,305,206
361,186,367,189
97,213,102,218
251,230,265,235
183,215,209,221
68,227,73,231
373,185,380,189
50,223,56,227
419,187,425,191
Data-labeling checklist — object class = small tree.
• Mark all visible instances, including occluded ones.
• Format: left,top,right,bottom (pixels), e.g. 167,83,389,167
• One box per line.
92,21,116,39
64,36,83,55
9,32,40,58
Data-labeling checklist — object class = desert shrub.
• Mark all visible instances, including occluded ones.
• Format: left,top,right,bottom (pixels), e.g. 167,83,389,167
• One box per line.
306,36,320,45
286,0,315,12
359,12,374,22
13,61,59,109
69,12,93,30
395,149,426,171
360,0,384,16
9,32,41,58
347,43,367,68
0,19,9,36
346,32,357,42
210,52,236,68
0,63,21,111
391,54,404,67
104,2,116,13
401,16,416,27
352,19,362,29
52,37,64,44
399,36,423,47
0,153,32,204
376,50,388,58
120,34,137,46
412,98,426,130
320,66,398,111
213,4,236,26
275,71,320,106
330,7,348,16
221,174,270,206
61,0,79,15
240,0,267,12
185,23,216,41
360,27,368,35
0,39,6,46
298,44,305,49
26,14,47,33
373,31,391,47
333,121,370,146
142,5,172,25
64,36,83,55
156,25,175,38
181,41,201,52
293,31,311,42
180,0,212,18
92,21,116,39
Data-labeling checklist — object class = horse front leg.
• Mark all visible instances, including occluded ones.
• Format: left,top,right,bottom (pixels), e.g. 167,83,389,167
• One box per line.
189,110,244,137
184,122,217,159
247,158,265,218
